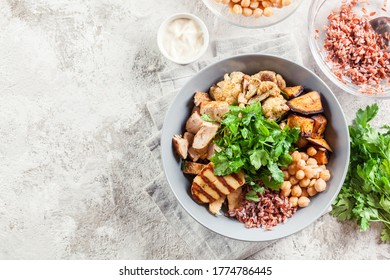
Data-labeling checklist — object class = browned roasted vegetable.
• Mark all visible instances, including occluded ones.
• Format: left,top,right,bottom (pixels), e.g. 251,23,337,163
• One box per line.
287,114,314,137
283,85,304,99
296,135,309,148
182,161,207,175
313,148,329,165
307,137,333,152
311,115,328,139
287,91,323,115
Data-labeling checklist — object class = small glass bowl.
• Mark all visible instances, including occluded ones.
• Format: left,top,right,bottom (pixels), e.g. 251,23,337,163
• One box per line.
308,0,390,98
202,0,304,29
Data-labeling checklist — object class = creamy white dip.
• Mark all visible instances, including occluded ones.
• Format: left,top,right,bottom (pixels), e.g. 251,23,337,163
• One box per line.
162,18,205,62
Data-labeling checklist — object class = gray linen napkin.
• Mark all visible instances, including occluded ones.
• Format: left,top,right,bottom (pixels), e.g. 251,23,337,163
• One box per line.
144,33,302,259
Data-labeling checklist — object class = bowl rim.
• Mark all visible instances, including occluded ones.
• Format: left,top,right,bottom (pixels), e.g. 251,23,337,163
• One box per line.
201,0,305,29
161,53,350,241
157,13,210,65
307,0,390,99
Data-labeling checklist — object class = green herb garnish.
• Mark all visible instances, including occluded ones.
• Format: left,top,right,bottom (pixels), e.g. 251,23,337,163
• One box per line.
210,102,299,201
332,104,390,242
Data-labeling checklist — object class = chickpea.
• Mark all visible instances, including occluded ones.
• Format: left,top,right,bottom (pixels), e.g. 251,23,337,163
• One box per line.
289,176,299,186
299,177,310,188
232,0,241,3
242,7,253,16
281,181,292,191
291,151,301,163
296,159,306,170
314,178,327,192
241,0,251,8
319,165,326,170
320,170,331,182
306,158,318,166
250,1,260,9
233,4,243,14
307,146,317,157
307,186,318,197
263,6,274,17
304,167,316,179
288,164,297,175
281,188,291,197
298,196,310,208
291,186,302,197
276,0,283,8
300,152,309,161
253,8,263,17
262,0,273,8
283,170,290,180
301,188,309,197
295,169,305,180
290,196,298,207
313,169,321,179
282,0,292,6
309,178,316,187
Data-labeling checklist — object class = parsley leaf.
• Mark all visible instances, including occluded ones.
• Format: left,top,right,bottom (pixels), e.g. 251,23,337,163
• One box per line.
332,104,390,242
210,102,299,201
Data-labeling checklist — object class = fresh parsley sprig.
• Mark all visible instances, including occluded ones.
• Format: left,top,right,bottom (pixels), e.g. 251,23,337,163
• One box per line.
332,104,390,242
210,102,299,201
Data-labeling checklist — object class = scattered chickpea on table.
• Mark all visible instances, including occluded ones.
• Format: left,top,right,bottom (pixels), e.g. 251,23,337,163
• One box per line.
281,148,331,208
215,0,293,18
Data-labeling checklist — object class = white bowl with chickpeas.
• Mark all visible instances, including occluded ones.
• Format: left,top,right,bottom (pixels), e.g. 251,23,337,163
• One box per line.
202,0,305,28
161,54,350,241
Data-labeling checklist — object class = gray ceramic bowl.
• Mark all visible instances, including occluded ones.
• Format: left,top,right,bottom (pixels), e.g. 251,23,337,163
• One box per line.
161,54,350,242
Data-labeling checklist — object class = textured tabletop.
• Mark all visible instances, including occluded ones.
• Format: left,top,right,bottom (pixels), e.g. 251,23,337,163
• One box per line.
0,0,389,259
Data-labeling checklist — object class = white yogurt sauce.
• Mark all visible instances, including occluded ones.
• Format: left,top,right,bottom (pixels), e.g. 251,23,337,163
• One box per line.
162,18,205,62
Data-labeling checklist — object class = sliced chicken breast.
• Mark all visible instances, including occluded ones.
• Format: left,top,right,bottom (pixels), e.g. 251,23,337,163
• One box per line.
172,135,188,159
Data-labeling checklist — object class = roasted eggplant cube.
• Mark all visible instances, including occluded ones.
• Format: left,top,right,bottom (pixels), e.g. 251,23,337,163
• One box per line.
287,91,323,115
311,115,328,139
313,148,329,165
283,85,304,99
307,137,333,152
287,114,314,137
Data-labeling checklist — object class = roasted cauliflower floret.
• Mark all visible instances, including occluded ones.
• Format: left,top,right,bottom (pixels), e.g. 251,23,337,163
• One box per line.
209,72,244,105
247,81,281,104
262,95,290,121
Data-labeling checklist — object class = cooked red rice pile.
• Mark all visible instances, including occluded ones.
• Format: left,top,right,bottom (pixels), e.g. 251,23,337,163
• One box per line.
229,189,297,230
324,0,389,91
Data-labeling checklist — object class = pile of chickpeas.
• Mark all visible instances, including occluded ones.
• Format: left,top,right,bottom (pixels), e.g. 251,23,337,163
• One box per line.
215,0,293,18
280,147,331,208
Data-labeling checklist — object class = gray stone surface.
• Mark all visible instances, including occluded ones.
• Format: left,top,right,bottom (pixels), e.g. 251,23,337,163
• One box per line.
0,0,389,259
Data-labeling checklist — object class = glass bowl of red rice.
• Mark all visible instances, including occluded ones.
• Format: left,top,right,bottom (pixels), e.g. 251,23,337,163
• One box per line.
308,0,389,98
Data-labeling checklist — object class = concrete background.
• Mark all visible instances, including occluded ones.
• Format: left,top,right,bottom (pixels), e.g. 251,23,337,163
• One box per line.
0,0,389,259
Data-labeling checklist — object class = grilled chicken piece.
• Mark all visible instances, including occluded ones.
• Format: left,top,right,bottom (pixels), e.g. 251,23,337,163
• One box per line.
191,163,245,204
209,195,226,215
183,132,194,146
209,72,244,105
185,111,204,134
193,122,219,151
199,101,229,122
194,91,211,106
261,95,290,121
182,161,207,175
172,135,188,159
188,146,207,162
227,187,243,212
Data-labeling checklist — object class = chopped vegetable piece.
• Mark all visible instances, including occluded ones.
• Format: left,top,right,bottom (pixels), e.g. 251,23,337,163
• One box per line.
287,114,314,137
307,137,333,152
287,91,323,115
283,85,304,99
311,115,328,139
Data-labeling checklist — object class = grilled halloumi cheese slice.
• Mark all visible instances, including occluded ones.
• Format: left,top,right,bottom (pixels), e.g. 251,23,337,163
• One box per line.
191,163,245,204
